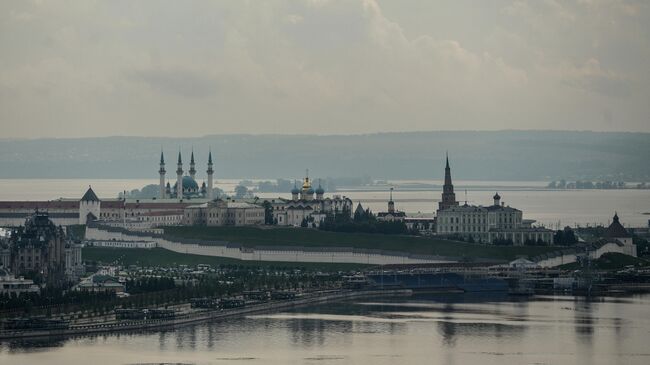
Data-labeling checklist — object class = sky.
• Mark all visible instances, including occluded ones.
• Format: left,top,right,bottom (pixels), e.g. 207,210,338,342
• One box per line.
0,0,649,138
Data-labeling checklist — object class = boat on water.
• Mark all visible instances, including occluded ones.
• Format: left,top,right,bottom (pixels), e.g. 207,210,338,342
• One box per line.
365,272,508,293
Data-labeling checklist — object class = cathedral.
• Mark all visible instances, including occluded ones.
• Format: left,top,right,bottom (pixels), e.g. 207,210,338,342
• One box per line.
159,149,214,200
266,172,353,227
0,212,84,284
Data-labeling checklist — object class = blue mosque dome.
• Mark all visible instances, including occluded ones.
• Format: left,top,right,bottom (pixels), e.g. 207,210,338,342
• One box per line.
173,176,200,193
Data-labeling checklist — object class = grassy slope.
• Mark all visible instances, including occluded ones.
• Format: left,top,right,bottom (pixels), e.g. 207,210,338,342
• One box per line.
558,253,650,271
163,226,559,261
83,247,366,271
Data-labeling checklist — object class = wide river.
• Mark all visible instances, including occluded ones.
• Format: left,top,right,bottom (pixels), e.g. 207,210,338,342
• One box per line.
2,294,650,365
0,178,648,227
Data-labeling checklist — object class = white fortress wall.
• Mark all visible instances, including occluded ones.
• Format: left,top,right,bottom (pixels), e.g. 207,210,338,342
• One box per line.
535,242,635,268
85,225,457,265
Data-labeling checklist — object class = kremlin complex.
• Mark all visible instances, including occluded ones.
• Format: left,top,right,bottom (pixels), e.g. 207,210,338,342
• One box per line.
0,149,353,229
0,150,638,259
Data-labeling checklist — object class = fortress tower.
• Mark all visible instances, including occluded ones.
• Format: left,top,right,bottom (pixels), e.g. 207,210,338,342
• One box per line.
79,186,101,224
438,153,458,211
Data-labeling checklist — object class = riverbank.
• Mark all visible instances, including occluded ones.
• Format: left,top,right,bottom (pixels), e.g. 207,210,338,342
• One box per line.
0,289,411,341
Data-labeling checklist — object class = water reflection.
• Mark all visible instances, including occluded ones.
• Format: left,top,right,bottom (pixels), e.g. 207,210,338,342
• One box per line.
3,337,67,353
2,294,650,365
574,299,595,341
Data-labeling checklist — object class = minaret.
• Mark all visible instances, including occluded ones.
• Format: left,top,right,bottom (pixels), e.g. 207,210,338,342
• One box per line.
388,187,395,213
189,149,197,180
438,152,458,211
159,150,166,199
176,150,183,200
206,149,214,200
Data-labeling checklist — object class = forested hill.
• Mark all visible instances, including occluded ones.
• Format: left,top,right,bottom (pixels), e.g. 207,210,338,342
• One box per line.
1,131,648,181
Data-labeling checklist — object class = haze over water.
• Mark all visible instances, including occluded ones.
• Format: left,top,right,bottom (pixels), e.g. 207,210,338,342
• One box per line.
0,179,648,228
2,294,649,365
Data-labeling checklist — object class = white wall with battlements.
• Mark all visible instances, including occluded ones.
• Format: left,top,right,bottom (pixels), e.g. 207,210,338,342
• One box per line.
85,226,456,265
535,241,636,268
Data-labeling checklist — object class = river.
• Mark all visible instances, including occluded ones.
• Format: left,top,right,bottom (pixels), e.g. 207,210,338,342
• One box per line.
2,294,649,365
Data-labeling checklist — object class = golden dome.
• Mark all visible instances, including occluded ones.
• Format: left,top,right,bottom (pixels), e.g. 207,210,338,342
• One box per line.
302,177,311,189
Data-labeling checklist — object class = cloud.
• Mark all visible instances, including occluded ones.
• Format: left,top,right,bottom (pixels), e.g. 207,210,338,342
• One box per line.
560,58,630,97
0,0,649,137
127,67,220,98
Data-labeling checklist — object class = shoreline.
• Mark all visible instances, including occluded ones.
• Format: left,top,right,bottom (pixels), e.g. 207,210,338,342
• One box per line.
0,289,411,341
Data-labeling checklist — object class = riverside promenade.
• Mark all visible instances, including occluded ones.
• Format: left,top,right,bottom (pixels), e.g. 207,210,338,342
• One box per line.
0,289,411,341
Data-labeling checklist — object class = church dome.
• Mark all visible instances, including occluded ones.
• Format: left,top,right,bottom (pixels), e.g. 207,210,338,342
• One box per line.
302,177,311,189
315,185,324,195
307,187,315,195
291,186,300,194
493,192,501,200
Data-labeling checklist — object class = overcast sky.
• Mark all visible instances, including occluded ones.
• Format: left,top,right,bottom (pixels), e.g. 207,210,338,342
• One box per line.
1,0,649,138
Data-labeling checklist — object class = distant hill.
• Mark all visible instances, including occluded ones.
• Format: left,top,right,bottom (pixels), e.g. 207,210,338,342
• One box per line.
0,131,648,181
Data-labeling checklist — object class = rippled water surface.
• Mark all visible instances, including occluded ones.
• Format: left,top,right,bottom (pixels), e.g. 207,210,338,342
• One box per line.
2,294,650,365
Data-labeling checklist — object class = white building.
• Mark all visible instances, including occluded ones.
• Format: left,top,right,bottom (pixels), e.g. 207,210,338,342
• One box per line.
601,213,636,257
184,199,265,226
0,269,39,295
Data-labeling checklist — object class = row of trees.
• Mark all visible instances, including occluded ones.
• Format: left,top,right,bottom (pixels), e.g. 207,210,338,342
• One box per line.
125,277,176,294
318,206,415,235
548,180,627,189
0,269,343,315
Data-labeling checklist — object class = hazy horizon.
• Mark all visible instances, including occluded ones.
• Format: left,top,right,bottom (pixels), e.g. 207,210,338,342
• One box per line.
2,128,649,141
1,131,648,181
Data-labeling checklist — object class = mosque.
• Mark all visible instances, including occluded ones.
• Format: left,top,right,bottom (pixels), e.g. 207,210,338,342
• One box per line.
159,149,214,200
